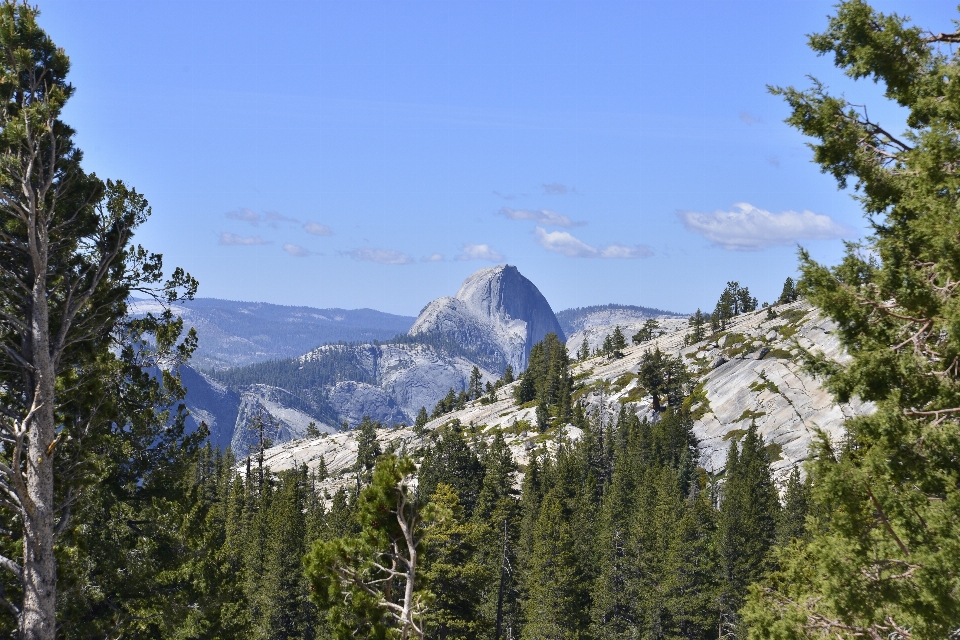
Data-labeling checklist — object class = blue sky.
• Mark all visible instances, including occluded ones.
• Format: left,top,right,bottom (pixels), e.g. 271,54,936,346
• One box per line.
38,0,955,316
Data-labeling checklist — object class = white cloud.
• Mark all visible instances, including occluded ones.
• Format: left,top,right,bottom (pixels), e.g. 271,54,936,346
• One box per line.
421,253,445,262
220,232,269,246
676,202,849,251
534,227,652,259
283,243,311,257
457,243,505,262
498,207,580,227
599,244,654,259
344,247,413,265
303,221,333,236
542,182,576,195
225,208,261,226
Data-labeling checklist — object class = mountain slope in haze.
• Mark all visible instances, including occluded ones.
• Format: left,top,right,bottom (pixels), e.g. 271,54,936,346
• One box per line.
555,303,687,357
409,264,565,371
129,298,415,370
556,303,681,336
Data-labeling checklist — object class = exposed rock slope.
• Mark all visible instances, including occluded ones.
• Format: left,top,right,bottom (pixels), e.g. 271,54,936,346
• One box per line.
409,265,565,372
255,301,872,493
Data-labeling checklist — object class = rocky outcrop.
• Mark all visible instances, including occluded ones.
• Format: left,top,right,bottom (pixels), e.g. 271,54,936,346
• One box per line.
298,342,499,424
230,384,336,454
409,265,565,372
255,301,873,493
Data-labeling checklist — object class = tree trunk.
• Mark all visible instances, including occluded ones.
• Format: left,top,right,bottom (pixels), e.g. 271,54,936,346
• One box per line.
21,281,56,640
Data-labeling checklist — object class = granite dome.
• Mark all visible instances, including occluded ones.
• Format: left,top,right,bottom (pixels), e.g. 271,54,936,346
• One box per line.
408,265,565,371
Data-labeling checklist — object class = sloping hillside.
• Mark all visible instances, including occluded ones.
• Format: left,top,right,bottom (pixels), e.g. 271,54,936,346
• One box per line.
254,301,871,493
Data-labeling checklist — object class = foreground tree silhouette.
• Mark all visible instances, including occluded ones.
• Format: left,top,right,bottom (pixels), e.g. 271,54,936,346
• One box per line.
0,4,196,637
745,1,960,636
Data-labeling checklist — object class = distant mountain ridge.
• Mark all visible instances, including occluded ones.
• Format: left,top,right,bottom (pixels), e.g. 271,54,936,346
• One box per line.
129,298,415,370
556,303,682,336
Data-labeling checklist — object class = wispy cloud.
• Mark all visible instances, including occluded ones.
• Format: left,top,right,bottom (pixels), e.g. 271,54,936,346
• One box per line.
220,232,269,246
534,227,652,259
740,111,763,125
421,253,445,262
457,244,504,262
303,221,334,236
676,202,849,251
265,212,300,228
542,182,576,195
344,247,413,265
225,208,261,226
498,207,580,227
283,243,311,257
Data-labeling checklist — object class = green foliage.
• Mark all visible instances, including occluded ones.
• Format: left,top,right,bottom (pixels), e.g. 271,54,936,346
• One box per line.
718,424,780,623
744,2,960,636
632,318,662,345
305,455,429,639
712,281,758,330
637,346,690,412
684,309,708,345
778,277,799,304
417,424,484,517
413,407,429,437
513,333,572,426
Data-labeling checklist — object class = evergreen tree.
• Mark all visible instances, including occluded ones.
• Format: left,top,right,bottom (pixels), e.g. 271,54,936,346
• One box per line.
0,5,198,636
354,416,382,494
420,484,489,639
775,467,810,548
685,309,708,345
256,469,317,639
777,277,798,304
718,424,779,624
306,456,429,639
500,364,515,386
743,3,960,636
417,422,485,517
414,406,430,437
637,347,689,412
469,366,484,400
610,325,627,353
632,318,661,345
578,337,591,361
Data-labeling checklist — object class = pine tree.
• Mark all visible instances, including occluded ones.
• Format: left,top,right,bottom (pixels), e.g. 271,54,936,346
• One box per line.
777,277,797,304
420,484,489,639
743,3,960,636
256,469,316,639
611,325,627,353
775,467,810,548
637,347,689,412
417,423,484,517
685,309,708,345
306,456,429,639
0,5,198,635
578,337,591,361
354,416,382,494
469,366,484,400
718,424,779,624
414,406,429,437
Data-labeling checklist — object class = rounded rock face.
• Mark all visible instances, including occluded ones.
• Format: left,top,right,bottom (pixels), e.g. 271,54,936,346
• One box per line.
408,265,565,372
